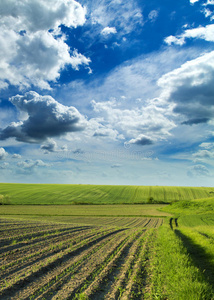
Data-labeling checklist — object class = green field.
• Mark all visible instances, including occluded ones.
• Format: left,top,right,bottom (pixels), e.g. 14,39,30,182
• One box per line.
0,183,214,205
0,204,170,217
160,196,214,215
0,184,214,299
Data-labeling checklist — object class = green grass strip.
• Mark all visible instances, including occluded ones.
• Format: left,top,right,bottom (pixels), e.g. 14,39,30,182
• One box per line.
149,224,213,300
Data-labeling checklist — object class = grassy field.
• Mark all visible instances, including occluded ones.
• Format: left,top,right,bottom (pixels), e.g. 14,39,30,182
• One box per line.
0,204,171,217
0,215,213,299
157,197,214,299
0,183,214,205
0,184,214,299
0,204,170,228
149,223,213,299
160,196,214,216
179,213,214,227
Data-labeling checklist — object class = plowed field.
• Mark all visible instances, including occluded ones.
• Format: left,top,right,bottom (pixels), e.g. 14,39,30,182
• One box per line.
0,217,162,300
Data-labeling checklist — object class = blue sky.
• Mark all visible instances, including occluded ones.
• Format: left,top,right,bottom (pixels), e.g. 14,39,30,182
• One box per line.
0,0,214,186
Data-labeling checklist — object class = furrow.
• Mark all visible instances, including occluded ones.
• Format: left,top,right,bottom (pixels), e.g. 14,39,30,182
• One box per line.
0,228,123,300
0,225,87,250
0,226,93,259
32,230,128,300
120,229,155,300
102,230,151,300
83,230,146,300
0,223,58,237
57,230,132,300
0,227,93,257
0,227,110,284
0,228,98,279
0,226,92,265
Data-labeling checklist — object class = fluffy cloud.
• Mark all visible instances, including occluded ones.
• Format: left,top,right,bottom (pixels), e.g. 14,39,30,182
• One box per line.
193,143,214,161
190,0,200,4
204,0,214,4
17,159,50,169
188,0,214,20
93,128,119,139
91,98,175,144
158,51,214,125
129,135,154,146
0,91,87,143
165,24,214,45
193,149,214,159
0,147,7,160
41,139,58,153
41,139,69,153
12,154,22,159
56,47,202,146
0,0,86,32
202,1,214,20
101,27,117,35
0,0,90,90
63,47,201,111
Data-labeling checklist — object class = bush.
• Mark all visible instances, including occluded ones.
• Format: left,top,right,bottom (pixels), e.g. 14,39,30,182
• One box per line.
0,195,11,205
147,196,154,204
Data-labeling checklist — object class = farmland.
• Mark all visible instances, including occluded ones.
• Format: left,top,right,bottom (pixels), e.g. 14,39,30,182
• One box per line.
0,183,213,205
0,184,214,299
0,213,213,299
0,217,161,299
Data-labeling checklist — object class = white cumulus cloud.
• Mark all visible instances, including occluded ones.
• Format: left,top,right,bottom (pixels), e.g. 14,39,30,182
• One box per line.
190,0,200,3
165,24,214,45
158,51,214,125
101,26,117,35
0,147,7,160
0,0,90,90
203,0,214,5
91,98,175,144
193,143,214,161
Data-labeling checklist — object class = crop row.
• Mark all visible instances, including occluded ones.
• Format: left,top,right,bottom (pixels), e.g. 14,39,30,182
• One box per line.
0,217,161,300
1,216,213,299
61,216,163,228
